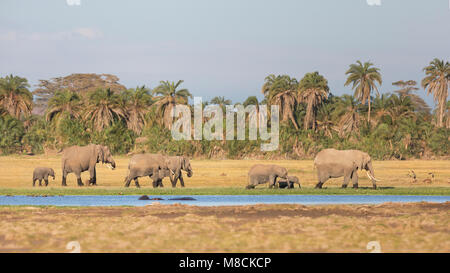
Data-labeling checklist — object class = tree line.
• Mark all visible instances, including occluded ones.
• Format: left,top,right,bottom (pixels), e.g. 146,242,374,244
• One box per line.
0,59,448,159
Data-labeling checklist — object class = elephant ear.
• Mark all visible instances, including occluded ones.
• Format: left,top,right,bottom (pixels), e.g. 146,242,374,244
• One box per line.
96,145,105,163
363,154,371,168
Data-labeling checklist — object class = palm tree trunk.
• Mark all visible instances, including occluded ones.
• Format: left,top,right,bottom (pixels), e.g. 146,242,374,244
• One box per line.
438,100,444,128
368,97,371,125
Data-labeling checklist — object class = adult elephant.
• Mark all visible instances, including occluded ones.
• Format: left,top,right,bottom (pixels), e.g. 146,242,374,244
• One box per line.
314,148,380,189
246,164,288,189
61,144,116,186
124,153,170,188
152,156,193,188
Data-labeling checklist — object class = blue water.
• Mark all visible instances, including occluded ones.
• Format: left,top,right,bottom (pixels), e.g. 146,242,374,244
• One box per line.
0,195,449,207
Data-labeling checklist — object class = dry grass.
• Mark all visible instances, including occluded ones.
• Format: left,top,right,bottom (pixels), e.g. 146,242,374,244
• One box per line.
0,202,448,253
0,155,449,188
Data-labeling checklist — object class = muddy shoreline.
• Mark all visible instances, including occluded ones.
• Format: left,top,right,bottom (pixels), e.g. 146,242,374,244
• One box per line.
0,202,448,253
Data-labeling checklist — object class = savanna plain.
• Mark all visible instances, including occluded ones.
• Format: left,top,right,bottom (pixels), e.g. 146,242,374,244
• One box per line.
0,156,449,252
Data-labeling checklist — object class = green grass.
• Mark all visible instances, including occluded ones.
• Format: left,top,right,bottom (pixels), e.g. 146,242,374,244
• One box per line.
0,186,449,196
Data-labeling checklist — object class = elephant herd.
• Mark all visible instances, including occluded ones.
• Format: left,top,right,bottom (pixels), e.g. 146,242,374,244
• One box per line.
32,144,380,189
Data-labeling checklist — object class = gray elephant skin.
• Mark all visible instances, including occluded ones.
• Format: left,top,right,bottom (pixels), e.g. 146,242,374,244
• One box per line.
61,144,116,186
314,148,379,189
33,167,55,187
124,153,169,188
246,164,288,189
152,156,193,188
277,175,301,189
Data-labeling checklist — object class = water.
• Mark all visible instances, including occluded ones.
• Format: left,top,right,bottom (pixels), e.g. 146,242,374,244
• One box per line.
0,195,449,207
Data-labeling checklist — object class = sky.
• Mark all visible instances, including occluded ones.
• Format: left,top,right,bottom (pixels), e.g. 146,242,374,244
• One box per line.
0,0,449,107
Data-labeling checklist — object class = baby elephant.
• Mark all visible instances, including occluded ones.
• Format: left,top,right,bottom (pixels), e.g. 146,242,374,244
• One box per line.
33,167,55,187
246,164,288,189
277,176,301,189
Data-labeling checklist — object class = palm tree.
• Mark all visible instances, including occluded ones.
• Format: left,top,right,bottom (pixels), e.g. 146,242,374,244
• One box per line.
263,75,299,129
243,96,259,107
372,93,392,126
122,86,153,134
445,101,450,129
0,115,25,153
83,88,126,131
334,95,363,137
421,58,449,128
298,72,329,130
386,94,416,128
45,90,81,123
393,80,430,113
0,74,33,119
152,80,192,129
210,96,231,106
210,96,232,113
344,61,382,123
316,102,335,138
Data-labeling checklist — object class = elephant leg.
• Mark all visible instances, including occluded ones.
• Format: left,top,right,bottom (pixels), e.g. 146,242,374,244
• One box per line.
152,179,158,188
269,175,277,188
342,172,351,188
44,179,49,187
90,167,97,186
154,179,163,188
171,172,180,188
179,175,185,188
62,170,68,186
124,176,132,187
75,172,83,186
315,170,327,189
38,179,42,187
134,178,140,188
33,179,36,187
352,171,359,189
371,180,377,190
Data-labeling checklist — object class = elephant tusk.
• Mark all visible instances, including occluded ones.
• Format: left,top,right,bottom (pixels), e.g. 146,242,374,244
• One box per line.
366,171,380,182
106,164,113,170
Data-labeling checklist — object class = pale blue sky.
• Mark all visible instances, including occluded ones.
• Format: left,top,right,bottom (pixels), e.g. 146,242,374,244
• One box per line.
0,0,449,106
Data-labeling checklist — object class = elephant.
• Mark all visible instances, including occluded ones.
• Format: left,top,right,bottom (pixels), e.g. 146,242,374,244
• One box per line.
246,164,288,189
124,153,170,188
152,156,193,188
33,167,55,187
313,148,380,189
61,144,116,186
277,175,301,189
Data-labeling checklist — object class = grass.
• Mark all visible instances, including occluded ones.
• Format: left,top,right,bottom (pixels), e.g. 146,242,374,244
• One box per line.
0,186,449,196
0,155,448,195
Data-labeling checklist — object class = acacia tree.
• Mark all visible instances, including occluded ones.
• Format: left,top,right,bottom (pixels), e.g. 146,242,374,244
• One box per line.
152,80,192,130
298,72,329,130
33,73,126,114
0,74,33,119
393,80,430,113
345,61,382,124
421,58,449,127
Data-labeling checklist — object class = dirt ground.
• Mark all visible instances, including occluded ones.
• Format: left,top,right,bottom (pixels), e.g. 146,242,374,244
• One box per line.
0,202,448,253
